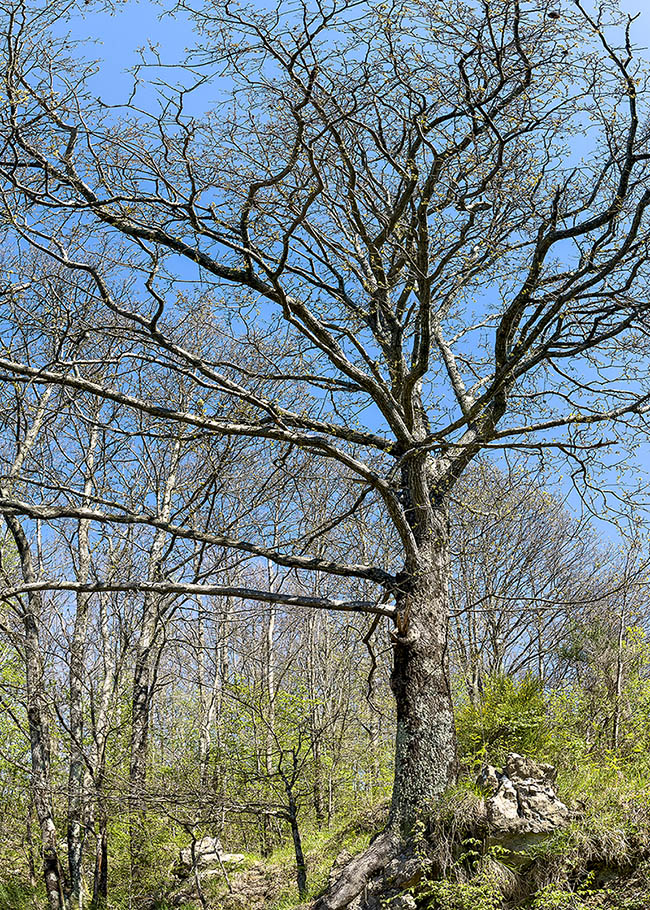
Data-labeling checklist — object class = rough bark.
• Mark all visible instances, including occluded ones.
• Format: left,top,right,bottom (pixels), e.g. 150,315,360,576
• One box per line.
312,831,398,910
389,544,458,835
129,606,159,808
315,485,458,908
387,451,459,836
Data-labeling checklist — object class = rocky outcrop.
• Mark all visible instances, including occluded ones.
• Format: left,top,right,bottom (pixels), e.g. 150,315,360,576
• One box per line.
478,752,570,835
313,755,570,910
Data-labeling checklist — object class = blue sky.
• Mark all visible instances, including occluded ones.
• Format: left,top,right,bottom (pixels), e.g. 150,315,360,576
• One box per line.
65,0,650,103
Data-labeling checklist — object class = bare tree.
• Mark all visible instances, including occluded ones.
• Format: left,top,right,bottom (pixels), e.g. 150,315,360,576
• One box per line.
449,462,607,698
2,0,650,902
0,383,67,910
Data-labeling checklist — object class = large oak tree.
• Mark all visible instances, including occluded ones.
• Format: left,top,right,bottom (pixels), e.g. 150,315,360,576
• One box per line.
2,0,650,904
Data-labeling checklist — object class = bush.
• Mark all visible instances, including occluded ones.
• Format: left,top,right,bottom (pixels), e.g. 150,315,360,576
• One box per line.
411,879,502,910
456,673,550,769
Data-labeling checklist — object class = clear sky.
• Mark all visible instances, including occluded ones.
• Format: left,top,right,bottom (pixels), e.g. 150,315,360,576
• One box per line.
64,0,650,104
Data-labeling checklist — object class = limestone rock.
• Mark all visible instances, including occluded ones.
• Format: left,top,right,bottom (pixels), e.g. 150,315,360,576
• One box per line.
177,835,244,876
479,752,569,835
387,896,417,910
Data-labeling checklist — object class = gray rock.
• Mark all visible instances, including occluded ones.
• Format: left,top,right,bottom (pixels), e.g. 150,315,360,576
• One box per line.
477,763,500,795
479,752,569,835
328,849,353,888
177,835,244,877
388,896,417,910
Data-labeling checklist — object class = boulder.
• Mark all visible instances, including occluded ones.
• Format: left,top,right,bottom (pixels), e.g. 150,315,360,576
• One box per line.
478,752,569,835
177,835,244,877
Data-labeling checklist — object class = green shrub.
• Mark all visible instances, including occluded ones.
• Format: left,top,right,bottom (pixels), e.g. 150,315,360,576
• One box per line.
456,673,550,768
414,879,502,910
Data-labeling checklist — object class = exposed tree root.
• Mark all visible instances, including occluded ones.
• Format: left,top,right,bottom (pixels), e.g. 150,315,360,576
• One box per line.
312,830,400,910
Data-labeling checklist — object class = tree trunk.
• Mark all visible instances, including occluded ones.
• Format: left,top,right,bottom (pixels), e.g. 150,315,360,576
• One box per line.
67,590,90,905
389,507,458,837
10,526,67,910
2,391,65,908
89,589,118,910
280,772,307,899
90,816,108,910
287,796,307,899
130,628,155,805
68,427,99,904
128,609,159,887
316,499,458,909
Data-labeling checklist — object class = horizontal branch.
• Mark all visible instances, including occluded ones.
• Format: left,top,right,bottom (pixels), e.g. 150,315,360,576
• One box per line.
0,496,394,586
0,356,391,488
0,580,395,618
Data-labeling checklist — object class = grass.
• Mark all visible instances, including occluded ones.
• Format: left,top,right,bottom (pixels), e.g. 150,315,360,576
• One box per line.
265,803,385,909
5,729,650,910
0,880,41,910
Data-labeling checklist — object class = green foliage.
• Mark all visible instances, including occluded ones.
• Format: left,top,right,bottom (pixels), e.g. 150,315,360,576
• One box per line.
0,881,41,910
555,619,650,758
409,879,502,910
530,877,647,910
105,812,187,909
456,673,550,768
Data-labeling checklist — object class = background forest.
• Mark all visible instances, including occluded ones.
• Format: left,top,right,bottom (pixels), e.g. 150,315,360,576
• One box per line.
2,461,650,909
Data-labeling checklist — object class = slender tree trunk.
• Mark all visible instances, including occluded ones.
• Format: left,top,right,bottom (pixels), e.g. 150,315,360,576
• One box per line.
1,389,66,907
67,589,90,908
68,427,99,905
130,623,156,805
612,601,627,750
283,785,307,898
5,515,67,910
67,584,92,908
197,604,210,788
89,590,118,910
388,504,458,836
89,730,111,910
312,742,325,828
90,818,108,910
128,607,158,885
